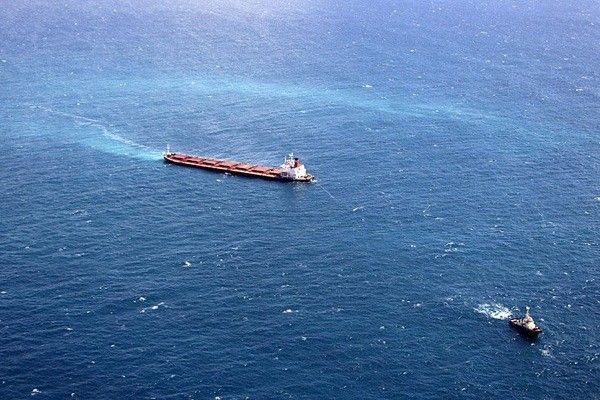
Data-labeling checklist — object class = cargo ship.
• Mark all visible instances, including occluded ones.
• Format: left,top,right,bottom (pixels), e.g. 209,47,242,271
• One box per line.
163,147,314,182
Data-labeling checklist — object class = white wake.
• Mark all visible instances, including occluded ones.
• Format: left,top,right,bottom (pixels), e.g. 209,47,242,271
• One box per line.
474,303,512,320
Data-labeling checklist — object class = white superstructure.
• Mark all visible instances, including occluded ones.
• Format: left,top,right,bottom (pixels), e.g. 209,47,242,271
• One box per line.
279,153,312,181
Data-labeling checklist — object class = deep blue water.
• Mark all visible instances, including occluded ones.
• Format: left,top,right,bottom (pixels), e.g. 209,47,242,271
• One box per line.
1,1,599,398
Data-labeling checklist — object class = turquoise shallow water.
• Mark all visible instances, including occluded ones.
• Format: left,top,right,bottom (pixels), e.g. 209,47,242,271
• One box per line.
1,1,599,398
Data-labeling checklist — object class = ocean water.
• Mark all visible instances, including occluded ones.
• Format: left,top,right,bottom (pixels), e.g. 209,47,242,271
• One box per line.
0,0,598,398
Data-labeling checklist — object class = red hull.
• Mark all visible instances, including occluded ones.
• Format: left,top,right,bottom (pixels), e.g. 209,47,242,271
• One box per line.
163,152,313,182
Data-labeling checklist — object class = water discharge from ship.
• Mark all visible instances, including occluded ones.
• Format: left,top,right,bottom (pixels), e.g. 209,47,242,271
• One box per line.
31,105,162,161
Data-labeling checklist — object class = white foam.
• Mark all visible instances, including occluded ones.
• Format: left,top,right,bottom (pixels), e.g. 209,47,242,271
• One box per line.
444,242,456,252
31,388,41,396
183,261,192,267
474,303,512,320
282,309,296,314
540,346,553,358
141,301,164,313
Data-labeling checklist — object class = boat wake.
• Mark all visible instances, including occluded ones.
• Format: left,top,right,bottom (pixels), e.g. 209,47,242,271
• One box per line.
31,105,162,161
474,303,512,320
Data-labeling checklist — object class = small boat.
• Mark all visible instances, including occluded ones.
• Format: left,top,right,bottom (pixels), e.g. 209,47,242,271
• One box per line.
509,306,542,338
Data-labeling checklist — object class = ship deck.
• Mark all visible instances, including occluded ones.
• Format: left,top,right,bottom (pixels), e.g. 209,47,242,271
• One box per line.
163,152,297,180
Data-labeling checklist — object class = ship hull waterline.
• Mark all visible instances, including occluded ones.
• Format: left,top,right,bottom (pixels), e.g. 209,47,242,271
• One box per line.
163,152,314,182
